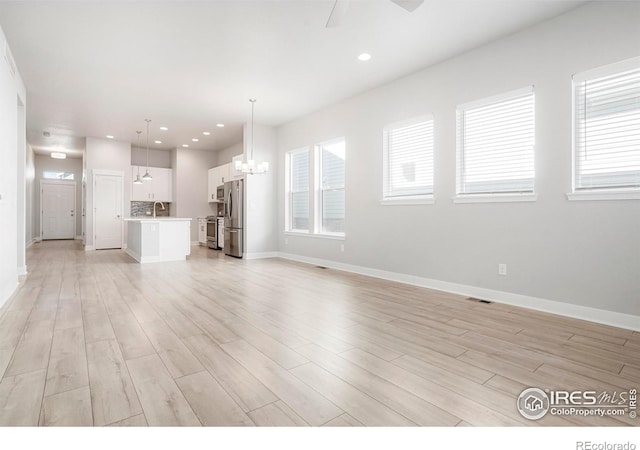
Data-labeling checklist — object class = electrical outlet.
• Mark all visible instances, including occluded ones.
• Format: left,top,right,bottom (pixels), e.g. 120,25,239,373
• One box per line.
498,263,507,276
340,244,345,252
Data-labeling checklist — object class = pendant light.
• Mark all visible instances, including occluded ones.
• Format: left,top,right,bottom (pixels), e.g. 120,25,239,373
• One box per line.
235,98,269,175
141,119,153,181
133,130,144,184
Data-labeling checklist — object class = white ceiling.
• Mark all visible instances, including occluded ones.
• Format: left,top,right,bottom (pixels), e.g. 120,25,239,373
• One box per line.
0,0,586,156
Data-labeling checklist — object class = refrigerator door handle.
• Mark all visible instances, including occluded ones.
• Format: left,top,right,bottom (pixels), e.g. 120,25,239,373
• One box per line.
227,190,232,220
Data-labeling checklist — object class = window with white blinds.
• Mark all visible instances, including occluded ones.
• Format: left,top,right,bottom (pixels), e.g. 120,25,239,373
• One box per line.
383,116,434,199
457,86,535,195
317,138,345,235
286,148,309,232
573,57,640,191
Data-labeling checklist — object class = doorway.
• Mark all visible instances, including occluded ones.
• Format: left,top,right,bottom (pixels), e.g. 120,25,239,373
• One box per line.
40,180,76,240
93,171,123,250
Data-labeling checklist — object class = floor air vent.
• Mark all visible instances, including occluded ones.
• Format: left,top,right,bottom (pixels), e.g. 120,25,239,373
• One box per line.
467,297,492,304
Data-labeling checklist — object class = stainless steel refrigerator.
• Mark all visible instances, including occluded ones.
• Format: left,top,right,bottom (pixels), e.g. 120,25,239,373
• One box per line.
223,179,244,258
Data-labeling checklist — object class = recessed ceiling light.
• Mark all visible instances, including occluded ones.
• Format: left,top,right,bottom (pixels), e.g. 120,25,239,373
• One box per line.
51,152,66,159
159,127,168,131
216,123,225,128
192,138,199,142
358,53,372,61
202,132,211,136
182,144,189,148
154,140,162,144
106,135,114,139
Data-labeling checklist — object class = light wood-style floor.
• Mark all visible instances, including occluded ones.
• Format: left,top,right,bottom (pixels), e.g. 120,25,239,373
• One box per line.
0,240,638,426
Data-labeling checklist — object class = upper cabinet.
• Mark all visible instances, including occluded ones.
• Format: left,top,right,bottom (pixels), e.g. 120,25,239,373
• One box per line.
207,167,218,202
207,163,236,202
131,166,173,202
230,155,245,179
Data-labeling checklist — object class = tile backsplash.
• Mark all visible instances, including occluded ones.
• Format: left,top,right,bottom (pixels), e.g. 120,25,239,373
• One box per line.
131,201,171,217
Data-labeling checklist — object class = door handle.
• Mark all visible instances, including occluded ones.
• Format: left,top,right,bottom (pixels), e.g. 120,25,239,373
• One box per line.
116,215,121,218
229,230,238,233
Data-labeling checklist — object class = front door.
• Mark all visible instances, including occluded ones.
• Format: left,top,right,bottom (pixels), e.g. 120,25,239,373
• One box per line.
94,172,123,250
41,181,75,240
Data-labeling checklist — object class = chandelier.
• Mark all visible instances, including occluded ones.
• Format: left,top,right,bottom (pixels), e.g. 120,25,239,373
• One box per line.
235,98,269,175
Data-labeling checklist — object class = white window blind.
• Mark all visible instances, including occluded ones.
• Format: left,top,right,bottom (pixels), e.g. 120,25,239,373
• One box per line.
573,57,640,190
457,86,535,195
287,148,309,231
383,116,434,198
318,139,345,235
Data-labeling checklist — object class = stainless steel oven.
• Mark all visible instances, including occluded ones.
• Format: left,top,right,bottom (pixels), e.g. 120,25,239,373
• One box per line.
205,215,218,249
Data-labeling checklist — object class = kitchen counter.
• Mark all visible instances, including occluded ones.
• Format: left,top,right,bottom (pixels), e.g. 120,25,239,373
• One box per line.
126,217,193,222
125,217,192,263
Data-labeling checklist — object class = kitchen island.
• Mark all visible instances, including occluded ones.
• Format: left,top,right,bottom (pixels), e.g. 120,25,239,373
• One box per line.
125,217,192,263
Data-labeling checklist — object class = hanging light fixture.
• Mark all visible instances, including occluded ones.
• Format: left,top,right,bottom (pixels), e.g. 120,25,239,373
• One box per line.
133,130,143,184
235,98,269,175
141,119,153,181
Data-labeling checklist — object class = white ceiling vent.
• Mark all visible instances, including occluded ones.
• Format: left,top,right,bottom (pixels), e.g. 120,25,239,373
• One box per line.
4,42,16,78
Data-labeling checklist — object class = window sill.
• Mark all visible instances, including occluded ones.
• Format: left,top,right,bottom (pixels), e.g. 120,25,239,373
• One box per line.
380,196,434,206
567,189,640,201
453,193,537,204
284,231,345,241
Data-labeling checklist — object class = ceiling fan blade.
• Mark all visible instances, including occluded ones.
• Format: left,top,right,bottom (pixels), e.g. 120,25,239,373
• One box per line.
326,0,350,28
390,0,424,13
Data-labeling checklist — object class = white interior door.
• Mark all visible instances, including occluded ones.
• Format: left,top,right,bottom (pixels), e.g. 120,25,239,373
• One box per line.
41,181,75,240
94,172,123,250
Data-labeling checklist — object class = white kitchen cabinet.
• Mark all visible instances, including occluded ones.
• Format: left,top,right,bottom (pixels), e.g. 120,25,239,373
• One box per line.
220,163,232,184
207,163,234,202
207,167,218,202
131,166,173,202
197,218,207,245
231,155,245,179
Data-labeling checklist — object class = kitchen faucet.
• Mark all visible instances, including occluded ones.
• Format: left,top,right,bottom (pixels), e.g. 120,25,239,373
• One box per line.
153,201,165,218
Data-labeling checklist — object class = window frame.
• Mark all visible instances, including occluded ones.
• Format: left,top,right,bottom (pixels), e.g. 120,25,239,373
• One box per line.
455,85,537,203
315,137,346,238
285,147,311,233
569,56,640,201
382,115,435,205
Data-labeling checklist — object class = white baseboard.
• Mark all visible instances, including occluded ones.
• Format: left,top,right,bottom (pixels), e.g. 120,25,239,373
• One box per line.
0,279,19,310
75,235,82,240
26,238,38,248
17,266,27,276
276,252,640,332
84,245,95,251
190,241,200,246
245,252,279,260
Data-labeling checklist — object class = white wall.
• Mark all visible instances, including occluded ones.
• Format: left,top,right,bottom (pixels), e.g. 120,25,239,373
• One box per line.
34,154,83,237
276,2,640,321
85,137,131,249
16,97,26,275
131,147,172,168
244,123,278,257
25,143,35,245
0,24,26,307
215,142,243,167
173,148,218,241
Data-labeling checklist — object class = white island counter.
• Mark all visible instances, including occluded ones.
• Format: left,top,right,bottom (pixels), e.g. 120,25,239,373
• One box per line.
125,217,192,263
